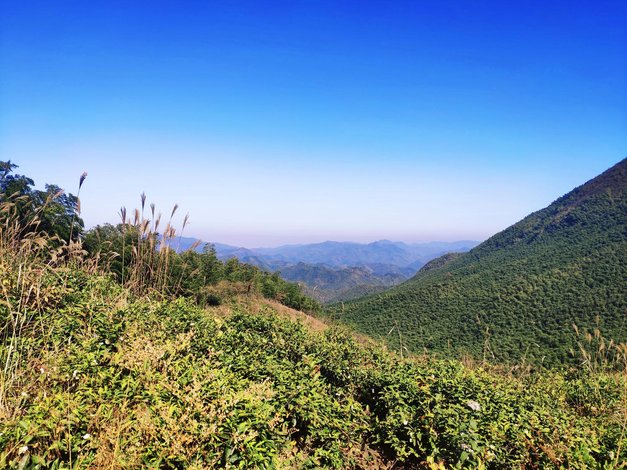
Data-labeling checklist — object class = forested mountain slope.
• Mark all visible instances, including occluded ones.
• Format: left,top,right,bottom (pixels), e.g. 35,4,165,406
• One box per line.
333,158,627,366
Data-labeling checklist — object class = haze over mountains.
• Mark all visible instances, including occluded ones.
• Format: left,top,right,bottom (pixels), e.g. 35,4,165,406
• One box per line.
333,157,627,366
175,239,478,303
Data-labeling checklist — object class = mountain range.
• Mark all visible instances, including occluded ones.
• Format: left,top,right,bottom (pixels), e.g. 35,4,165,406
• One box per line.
173,238,478,303
332,158,627,366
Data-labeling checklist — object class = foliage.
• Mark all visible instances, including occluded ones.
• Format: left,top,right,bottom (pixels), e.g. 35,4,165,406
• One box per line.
83,221,319,312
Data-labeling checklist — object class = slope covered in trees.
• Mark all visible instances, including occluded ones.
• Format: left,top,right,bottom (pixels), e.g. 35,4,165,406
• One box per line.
333,158,627,366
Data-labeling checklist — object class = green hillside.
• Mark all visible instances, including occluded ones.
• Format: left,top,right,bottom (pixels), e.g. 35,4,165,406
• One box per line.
332,158,627,366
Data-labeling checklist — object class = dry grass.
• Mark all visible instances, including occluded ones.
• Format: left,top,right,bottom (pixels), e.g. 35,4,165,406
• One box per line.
115,196,193,298
250,297,330,332
0,193,58,416
0,172,94,427
572,321,627,374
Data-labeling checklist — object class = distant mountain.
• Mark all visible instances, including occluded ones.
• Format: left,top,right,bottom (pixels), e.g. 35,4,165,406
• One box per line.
217,240,478,303
252,240,477,269
280,262,407,303
172,238,478,303
333,158,627,366
167,236,205,252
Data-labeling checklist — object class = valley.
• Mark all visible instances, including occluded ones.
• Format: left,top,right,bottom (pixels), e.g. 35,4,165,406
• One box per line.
175,238,478,303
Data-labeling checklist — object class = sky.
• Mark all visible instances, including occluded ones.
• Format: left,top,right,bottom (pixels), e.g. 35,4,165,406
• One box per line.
1,0,625,247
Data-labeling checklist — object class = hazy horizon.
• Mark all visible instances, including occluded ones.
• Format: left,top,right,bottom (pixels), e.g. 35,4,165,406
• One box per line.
3,1,625,247
189,235,482,250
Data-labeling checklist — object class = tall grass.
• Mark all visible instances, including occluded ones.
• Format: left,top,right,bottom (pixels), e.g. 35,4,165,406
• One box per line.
0,172,89,418
114,196,192,297
0,193,58,417
571,321,627,373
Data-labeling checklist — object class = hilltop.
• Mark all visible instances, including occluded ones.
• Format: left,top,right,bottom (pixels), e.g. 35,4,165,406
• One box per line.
333,158,627,366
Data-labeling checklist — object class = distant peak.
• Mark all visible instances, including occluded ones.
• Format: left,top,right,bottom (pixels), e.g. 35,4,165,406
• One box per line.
371,239,395,245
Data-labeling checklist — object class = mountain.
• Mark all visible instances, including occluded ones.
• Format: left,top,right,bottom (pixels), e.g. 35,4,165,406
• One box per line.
279,262,406,303
252,240,478,271
3,162,623,468
176,239,478,303
166,235,205,252
332,158,627,366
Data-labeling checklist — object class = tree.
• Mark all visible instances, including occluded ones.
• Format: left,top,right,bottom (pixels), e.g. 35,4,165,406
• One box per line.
0,161,84,243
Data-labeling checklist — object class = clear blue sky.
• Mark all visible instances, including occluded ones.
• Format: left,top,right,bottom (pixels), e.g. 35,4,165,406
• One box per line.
1,0,625,246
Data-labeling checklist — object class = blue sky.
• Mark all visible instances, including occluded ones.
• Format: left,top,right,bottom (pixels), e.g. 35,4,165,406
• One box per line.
1,0,625,246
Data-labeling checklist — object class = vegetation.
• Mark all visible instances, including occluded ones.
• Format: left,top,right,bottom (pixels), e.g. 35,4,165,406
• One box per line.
1,161,625,468
83,221,318,313
2,275,625,468
332,158,627,367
